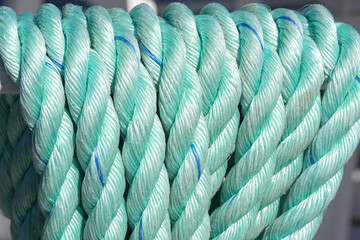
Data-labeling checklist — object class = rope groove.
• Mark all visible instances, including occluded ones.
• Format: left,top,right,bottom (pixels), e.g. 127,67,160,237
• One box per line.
0,3,359,240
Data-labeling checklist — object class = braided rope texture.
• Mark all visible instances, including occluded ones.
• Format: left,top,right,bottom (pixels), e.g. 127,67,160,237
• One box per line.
0,2,359,240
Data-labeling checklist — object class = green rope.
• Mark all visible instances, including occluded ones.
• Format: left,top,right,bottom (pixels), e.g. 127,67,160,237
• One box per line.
163,3,242,199
226,5,323,238
262,5,360,239
131,4,211,239
37,3,128,239
0,3,360,240
0,95,14,220
110,8,171,239
0,7,85,239
200,5,285,239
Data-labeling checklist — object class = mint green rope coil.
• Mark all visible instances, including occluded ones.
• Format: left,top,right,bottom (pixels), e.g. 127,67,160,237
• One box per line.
1,98,44,240
162,3,242,199
0,95,44,240
83,5,171,239
0,95,14,220
131,4,211,239
226,5,323,238
110,8,171,239
199,4,285,239
262,5,360,239
1,3,360,240
0,7,85,239
37,3,128,239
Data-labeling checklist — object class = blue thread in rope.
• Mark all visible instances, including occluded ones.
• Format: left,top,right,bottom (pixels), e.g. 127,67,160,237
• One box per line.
287,233,292,239
139,40,163,68
94,146,104,187
229,193,238,206
48,56,64,70
274,16,303,39
115,36,140,66
309,146,314,165
190,143,201,181
45,61,61,80
120,130,126,139
32,128,47,166
14,206,22,222
356,75,360,83
139,218,143,240
237,23,264,51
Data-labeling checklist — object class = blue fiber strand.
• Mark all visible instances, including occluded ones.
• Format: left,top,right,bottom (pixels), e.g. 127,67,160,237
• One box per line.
115,36,140,65
120,130,126,139
229,193,238,206
139,40,163,68
309,146,315,165
45,61,61,79
274,16,303,39
49,55,64,70
237,23,264,51
94,146,104,187
139,218,143,240
287,233,292,239
32,128,47,166
190,143,201,181
14,206,22,222
356,75,360,83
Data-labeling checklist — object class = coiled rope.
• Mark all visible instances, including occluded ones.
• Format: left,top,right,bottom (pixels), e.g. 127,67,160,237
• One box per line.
37,4,128,239
230,5,323,238
0,96,44,240
130,4,211,239
0,3,359,240
200,4,285,239
0,7,85,239
262,5,360,239
86,5,171,239
163,3,242,200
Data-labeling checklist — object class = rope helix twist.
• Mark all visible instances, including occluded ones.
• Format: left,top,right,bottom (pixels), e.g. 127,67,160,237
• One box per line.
131,4,211,240
199,4,285,239
162,3,242,200
0,96,44,240
37,3,128,239
86,5,171,239
0,3,359,240
0,7,85,239
262,5,360,239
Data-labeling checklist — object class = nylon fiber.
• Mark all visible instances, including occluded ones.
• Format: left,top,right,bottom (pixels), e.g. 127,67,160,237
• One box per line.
0,3,359,240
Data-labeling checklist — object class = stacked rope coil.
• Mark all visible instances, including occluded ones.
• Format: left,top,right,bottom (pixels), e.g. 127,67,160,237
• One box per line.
0,7,85,239
0,2,359,240
37,4,128,239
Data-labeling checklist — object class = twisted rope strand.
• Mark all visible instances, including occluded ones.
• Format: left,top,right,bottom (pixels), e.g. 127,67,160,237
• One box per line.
131,4,211,239
234,5,324,237
163,3,242,199
1,3,360,240
0,95,15,220
262,6,360,239
109,8,171,239
0,8,85,239
1,99,44,240
38,3,128,239
200,5,285,239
